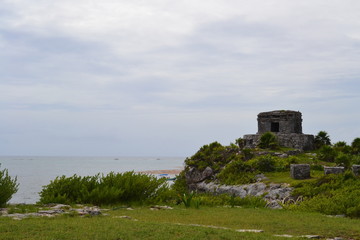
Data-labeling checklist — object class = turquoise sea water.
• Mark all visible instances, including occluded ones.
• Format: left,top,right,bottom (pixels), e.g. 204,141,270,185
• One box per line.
0,156,185,204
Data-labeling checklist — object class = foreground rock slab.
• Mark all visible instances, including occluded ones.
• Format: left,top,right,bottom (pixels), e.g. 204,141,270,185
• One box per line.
0,204,106,220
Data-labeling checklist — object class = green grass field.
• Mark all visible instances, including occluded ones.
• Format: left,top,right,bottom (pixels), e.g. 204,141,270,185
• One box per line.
1,206,359,240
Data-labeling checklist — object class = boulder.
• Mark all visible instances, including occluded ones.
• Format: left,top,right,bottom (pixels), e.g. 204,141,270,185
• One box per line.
290,164,311,180
185,166,213,184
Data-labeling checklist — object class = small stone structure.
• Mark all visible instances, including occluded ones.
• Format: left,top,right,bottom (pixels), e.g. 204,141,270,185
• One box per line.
243,110,314,150
352,165,360,176
324,166,345,175
290,164,311,180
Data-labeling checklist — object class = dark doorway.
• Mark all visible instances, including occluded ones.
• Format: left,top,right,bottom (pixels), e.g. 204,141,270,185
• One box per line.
271,122,279,132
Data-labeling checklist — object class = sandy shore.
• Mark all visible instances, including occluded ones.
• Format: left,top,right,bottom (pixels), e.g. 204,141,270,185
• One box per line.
139,167,183,175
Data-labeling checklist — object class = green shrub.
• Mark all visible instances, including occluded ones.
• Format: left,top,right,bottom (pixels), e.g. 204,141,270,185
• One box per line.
317,145,337,162
39,171,172,205
258,132,279,149
335,153,352,169
291,172,360,217
275,156,299,171
251,155,277,172
235,138,245,149
333,141,351,154
193,194,266,208
185,142,230,171
351,137,360,154
314,131,331,149
0,164,19,207
178,191,195,208
217,158,256,185
172,170,188,194
242,148,254,160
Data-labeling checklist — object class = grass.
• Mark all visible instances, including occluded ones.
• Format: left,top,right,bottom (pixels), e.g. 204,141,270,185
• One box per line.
1,205,360,239
264,170,324,184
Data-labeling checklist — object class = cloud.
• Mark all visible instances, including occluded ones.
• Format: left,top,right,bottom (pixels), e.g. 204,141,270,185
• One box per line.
1,1,360,155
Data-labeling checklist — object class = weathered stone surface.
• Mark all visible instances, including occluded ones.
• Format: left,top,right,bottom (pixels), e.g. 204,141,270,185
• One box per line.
185,166,213,184
1,206,106,220
244,133,314,151
324,167,345,175
290,164,311,180
352,165,360,176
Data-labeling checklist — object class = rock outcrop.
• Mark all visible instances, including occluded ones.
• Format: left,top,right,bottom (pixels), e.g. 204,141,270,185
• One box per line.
185,166,213,184
192,181,293,209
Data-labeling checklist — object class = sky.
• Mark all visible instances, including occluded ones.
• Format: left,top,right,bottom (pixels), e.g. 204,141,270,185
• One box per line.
1,0,360,157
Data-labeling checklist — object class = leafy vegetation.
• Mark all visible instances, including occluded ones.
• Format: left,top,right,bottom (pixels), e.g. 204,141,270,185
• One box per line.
258,132,279,149
176,131,360,219
0,164,19,207
314,130,331,149
184,141,239,172
39,171,172,205
290,172,360,217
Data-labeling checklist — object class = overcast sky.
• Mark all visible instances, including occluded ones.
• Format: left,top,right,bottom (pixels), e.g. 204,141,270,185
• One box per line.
1,0,360,157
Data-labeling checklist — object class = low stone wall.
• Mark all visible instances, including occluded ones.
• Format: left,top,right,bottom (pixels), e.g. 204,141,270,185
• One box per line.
324,166,345,175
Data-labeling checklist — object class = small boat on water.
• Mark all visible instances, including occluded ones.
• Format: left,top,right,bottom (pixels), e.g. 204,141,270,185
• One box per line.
158,173,176,181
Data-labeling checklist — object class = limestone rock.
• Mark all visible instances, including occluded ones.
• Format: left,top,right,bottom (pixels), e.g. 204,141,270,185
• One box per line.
185,166,213,184
194,181,293,207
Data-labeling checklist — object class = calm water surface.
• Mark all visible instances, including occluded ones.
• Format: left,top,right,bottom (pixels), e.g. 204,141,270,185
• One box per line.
0,156,185,204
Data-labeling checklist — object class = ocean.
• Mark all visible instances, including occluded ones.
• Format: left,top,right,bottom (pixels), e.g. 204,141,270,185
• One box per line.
0,156,185,204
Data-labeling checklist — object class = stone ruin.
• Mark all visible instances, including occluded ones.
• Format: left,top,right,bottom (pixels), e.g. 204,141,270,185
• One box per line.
290,164,311,180
243,110,315,150
352,165,360,176
324,166,345,175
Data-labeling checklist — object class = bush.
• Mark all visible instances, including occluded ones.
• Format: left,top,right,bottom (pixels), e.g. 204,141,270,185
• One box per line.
172,170,188,195
250,155,277,172
185,142,228,171
192,194,267,208
314,131,331,149
0,164,19,207
351,137,360,154
317,145,337,162
291,172,360,217
217,158,256,185
39,171,172,205
275,156,299,171
258,132,279,149
335,152,352,169
333,141,351,154
242,148,254,160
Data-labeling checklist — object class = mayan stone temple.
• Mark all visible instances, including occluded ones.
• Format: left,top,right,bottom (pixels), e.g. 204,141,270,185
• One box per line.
243,110,315,150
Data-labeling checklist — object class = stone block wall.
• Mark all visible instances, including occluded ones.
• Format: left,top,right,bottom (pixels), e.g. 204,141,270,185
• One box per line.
352,165,360,176
243,133,314,151
290,164,311,179
324,166,345,175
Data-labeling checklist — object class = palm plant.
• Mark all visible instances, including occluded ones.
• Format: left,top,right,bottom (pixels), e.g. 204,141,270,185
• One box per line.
314,131,331,149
